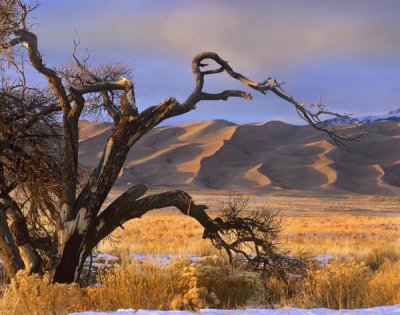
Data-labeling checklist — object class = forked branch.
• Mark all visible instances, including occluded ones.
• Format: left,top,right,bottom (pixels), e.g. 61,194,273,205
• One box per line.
166,52,362,147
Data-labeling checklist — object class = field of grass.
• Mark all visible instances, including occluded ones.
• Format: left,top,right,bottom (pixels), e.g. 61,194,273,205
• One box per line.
100,192,400,260
1,192,400,314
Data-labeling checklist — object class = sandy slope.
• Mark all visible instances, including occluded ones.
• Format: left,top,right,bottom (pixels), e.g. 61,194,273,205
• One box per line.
78,120,400,195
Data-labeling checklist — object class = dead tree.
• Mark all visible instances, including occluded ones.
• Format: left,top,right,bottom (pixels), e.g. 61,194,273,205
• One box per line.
0,73,63,275
0,0,357,283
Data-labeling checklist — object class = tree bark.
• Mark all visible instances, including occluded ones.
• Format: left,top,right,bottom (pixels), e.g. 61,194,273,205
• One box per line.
1,197,41,273
0,209,25,277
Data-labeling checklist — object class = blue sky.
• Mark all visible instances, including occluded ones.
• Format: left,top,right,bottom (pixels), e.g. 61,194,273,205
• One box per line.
27,0,400,124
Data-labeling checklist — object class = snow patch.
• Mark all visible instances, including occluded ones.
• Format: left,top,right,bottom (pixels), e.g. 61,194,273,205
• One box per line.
325,110,400,125
70,304,400,314
314,254,335,265
131,253,201,265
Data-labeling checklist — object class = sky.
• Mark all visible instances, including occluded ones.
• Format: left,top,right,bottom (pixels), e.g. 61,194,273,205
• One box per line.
26,0,400,125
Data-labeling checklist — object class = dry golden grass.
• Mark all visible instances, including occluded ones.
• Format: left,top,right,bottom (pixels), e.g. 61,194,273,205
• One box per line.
282,215,400,257
89,256,265,311
99,192,400,260
106,190,400,214
0,271,90,315
99,210,219,256
94,193,400,310
366,260,400,306
88,259,184,310
298,259,373,309
291,252,400,309
103,212,397,258
1,193,399,314
2,251,399,314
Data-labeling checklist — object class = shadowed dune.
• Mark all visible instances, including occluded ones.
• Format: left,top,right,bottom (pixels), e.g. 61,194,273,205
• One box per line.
78,119,400,195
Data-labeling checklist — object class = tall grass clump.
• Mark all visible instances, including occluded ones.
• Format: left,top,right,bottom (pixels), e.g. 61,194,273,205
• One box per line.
88,259,184,310
366,260,400,306
297,259,372,309
292,248,400,309
360,246,400,271
0,271,90,315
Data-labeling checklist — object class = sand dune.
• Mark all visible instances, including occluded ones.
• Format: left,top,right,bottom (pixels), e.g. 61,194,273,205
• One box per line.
78,119,400,195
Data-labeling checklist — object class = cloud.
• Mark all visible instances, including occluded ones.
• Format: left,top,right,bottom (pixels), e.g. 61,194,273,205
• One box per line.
27,1,400,123
35,0,400,71
152,1,400,70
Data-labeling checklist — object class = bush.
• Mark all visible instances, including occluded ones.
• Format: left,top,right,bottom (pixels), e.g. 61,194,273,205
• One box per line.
170,255,265,310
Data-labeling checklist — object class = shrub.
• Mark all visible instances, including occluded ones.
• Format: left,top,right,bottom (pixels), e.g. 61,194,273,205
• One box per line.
170,255,265,310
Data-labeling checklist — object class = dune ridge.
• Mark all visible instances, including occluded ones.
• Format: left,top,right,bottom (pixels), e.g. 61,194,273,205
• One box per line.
78,119,400,195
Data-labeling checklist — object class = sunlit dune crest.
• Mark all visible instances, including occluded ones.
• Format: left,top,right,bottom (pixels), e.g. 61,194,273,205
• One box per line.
78,119,400,195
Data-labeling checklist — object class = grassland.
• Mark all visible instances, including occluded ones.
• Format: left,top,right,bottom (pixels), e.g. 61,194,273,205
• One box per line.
100,191,400,260
1,192,400,314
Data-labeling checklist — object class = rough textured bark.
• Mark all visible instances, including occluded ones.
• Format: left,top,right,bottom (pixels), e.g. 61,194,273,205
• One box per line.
1,197,41,273
0,209,25,277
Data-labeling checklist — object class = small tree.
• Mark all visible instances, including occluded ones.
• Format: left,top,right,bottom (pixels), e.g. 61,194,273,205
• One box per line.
0,0,356,283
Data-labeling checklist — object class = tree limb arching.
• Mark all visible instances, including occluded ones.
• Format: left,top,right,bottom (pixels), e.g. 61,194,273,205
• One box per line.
92,187,303,282
164,52,363,147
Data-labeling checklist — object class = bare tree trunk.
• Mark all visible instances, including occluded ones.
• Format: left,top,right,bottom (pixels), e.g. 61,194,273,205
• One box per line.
53,232,85,283
54,99,178,283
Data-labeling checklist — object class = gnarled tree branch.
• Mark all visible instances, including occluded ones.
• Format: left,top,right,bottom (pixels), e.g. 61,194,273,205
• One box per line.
94,188,303,282
161,52,362,147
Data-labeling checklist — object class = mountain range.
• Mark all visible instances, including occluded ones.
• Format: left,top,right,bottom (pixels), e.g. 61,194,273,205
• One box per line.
324,108,400,124
78,119,400,196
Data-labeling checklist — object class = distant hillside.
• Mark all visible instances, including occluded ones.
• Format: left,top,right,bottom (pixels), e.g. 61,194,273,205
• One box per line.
78,119,400,195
